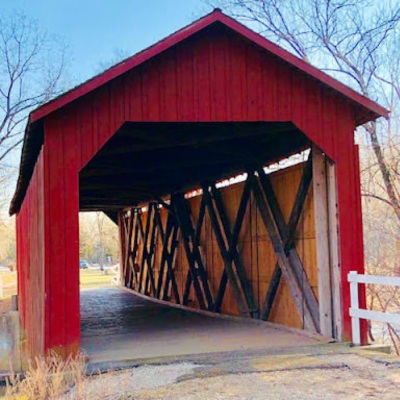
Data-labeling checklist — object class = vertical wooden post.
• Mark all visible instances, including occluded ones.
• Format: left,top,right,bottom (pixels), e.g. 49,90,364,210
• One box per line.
348,271,361,345
118,211,126,286
312,146,333,337
326,158,343,340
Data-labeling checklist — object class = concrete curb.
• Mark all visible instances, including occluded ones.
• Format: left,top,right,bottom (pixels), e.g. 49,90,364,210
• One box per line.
86,342,349,375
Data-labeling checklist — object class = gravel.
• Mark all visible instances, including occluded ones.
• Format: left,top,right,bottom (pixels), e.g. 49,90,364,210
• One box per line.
63,362,199,399
61,351,400,399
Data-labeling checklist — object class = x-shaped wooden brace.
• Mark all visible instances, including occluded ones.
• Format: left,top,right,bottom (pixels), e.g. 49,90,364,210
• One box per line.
122,210,131,287
253,155,320,332
122,210,132,287
173,193,214,311
137,203,158,296
202,177,258,317
123,208,142,289
154,201,180,303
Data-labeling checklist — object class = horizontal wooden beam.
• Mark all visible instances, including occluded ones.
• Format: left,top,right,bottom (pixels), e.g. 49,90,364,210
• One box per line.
99,121,298,157
80,158,237,179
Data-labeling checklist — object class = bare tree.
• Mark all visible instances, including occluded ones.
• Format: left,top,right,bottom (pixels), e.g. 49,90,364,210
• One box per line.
97,48,130,74
209,0,400,222
0,11,67,163
95,212,105,270
79,212,120,266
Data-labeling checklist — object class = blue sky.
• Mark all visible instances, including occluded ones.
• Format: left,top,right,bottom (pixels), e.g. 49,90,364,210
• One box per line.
0,0,210,174
2,0,209,84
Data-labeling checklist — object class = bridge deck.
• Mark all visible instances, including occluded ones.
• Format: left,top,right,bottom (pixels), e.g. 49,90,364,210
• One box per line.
80,287,326,366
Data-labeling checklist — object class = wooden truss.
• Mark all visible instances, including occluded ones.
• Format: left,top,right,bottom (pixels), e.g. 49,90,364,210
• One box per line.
121,202,180,302
120,151,338,334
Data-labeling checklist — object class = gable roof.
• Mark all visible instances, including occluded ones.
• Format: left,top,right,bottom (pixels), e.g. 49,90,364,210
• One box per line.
10,8,388,216
30,8,388,124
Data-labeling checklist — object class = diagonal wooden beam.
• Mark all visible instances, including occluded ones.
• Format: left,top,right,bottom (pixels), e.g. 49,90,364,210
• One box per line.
122,209,140,290
214,177,253,311
156,203,180,303
126,211,135,289
156,208,172,299
153,204,165,241
182,196,206,306
138,204,157,295
252,175,319,332
261,265,281,321
208,175,257,316
188,195,215,309
202,184,254,317
119,211,128,287
260,155,315,321
130,210,142,289
173,194,214,310
123,209,133,287
144,203,158,296
135,209,146,292
137,207,150,293
286,155,314,247
162,224,180,302
131,210,142,290
121,211,129,286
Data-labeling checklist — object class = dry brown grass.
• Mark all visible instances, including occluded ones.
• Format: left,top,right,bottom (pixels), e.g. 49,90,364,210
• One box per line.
4,351,86,400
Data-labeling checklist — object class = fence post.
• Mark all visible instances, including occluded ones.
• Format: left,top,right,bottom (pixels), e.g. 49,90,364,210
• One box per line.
349,271,361,345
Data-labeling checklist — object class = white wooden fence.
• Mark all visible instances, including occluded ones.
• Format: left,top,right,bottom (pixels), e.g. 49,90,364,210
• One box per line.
348,271,400,345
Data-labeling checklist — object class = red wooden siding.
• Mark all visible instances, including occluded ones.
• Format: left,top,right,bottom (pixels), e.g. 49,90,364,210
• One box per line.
17,149,45,358
17,23,367,356
29,11,386,124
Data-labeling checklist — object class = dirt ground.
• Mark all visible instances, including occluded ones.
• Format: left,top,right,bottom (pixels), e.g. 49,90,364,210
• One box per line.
64,346,400,400
134,365,400,400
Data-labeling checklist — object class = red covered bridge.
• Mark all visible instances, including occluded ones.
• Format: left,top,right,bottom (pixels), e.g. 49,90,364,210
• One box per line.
10,10,387,360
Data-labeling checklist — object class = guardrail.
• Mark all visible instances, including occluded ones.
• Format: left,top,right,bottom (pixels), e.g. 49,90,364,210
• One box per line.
348,271,400,345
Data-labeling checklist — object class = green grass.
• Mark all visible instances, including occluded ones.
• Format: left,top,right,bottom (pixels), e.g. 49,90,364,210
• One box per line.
0,268,116,313
0,270,17,299
0,269,116,300
0,270,17,285
79,268,115,290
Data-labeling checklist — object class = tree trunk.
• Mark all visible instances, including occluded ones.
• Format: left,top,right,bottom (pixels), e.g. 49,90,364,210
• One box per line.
365,121,400,224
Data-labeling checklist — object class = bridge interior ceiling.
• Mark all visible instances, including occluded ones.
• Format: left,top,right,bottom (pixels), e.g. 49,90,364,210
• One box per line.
79,121,310,211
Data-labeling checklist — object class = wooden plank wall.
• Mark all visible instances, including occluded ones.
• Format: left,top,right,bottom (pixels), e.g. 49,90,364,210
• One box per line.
127,163,317,329
16,149,45,360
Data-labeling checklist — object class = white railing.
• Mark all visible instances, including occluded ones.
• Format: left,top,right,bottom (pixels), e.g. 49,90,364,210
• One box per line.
348,271,400,345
